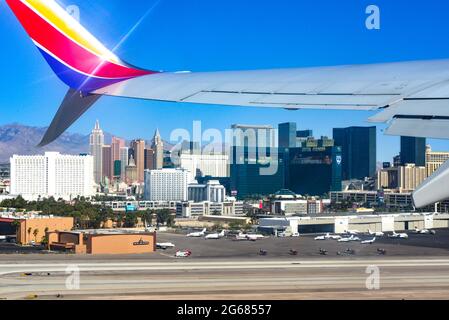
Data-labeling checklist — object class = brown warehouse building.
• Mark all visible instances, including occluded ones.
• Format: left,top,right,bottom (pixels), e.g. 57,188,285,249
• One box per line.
48,230,156,255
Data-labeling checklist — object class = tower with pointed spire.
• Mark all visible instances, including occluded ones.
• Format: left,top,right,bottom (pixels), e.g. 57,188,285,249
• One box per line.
125,154,138,183
152,129,164,169
89,120,104,184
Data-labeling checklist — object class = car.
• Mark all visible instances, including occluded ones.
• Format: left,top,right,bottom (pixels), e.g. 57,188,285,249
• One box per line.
175,250,192,258
291,233,300,237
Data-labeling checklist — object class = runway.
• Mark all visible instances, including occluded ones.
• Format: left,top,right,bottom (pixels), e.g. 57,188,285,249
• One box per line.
1,257,449,299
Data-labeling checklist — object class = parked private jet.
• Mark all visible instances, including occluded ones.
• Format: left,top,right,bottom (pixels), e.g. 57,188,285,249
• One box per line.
338,235,361,242
314,233,341,240
235,232,264,241
8,0,449,209
388,231,409,239
246,233,265,241
345,230,360,235
414,227,435,234
205,230,226,240
361,237,376,244
186,228,207,238
368,229,384,237
156,242,175,250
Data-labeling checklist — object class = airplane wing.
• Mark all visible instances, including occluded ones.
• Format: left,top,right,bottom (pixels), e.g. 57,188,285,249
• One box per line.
94,59,449,140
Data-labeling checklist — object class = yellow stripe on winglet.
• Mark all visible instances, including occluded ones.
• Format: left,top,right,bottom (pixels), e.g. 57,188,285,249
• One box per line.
23,0,121,64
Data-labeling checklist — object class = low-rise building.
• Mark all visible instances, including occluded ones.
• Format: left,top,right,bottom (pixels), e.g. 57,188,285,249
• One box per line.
47,229,156,254
330,190,378,205
270,199,330,216
90,200,177,212
188,180,226,203
176,200,244,217
0,212,73,245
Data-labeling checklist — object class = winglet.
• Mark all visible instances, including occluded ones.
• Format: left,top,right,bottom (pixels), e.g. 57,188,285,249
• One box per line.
38,89,101,147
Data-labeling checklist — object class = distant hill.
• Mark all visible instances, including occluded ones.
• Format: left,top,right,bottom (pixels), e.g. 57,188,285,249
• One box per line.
0,123,173,164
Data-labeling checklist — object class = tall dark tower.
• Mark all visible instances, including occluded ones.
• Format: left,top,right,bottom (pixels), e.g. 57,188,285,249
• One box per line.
278,122,297,148
400,136,426,166
333,126,377,180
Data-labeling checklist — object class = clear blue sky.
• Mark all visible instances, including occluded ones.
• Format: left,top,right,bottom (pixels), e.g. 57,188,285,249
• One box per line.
1,0,449,161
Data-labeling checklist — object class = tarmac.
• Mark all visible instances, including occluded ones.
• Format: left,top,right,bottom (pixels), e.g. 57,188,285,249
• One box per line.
0,229,449,299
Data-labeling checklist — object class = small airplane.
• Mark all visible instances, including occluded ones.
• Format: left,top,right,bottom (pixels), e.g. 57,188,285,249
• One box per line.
368,229,384,237
235,232,249,241
338,235,360,242
414,226,435,234
205,230,226,240
175,250,192,258
246,233,265,241
361,237,376,244
235,232,264,241
314,234,327,240
186,228,207,238
345,229,360,235
314,233,341,240
388,231,409,239
156,242,175,250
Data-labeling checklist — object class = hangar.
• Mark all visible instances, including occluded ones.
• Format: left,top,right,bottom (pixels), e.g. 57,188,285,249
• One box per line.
259,213,449,234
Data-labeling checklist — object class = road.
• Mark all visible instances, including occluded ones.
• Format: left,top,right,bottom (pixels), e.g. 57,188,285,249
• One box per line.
2,257,449,299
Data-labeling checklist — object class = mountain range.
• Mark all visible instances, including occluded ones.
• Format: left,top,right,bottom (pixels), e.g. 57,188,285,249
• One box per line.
0,123,172,164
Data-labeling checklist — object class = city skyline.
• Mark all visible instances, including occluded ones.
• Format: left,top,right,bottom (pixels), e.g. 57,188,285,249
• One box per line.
2,0,449,162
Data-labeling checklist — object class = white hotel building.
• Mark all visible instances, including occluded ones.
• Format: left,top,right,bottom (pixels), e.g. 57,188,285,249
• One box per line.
179,153,229,178
10,152,95,201
144,168,193,202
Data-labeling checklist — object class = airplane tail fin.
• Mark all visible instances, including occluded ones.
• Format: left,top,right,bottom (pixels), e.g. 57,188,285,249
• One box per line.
6,0,156,146
6,0,153,92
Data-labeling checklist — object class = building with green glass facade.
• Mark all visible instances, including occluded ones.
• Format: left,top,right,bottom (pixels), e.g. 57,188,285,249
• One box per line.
285,145,342,197
230,146,286,199
333,126,376,180
400,136,426,166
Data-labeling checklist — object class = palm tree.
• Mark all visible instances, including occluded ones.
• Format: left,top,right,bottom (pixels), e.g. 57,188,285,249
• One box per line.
27,227,32,243
32,228,39,243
